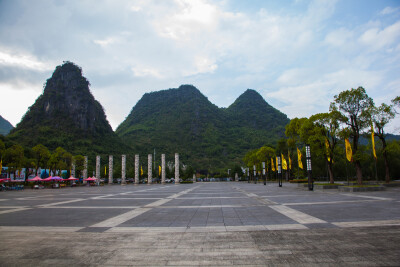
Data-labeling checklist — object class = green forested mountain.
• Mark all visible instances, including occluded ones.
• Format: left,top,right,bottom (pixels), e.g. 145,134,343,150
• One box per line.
8,62,128,155
116,85,289,169
0,115,13,135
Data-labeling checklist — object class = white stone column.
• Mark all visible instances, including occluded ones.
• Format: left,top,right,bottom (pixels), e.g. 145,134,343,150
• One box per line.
134,154,139,184
83,156,88,184
161,154,166,184
71,163,75,177
193,174,196,183
148,154,152,184
108,155,113,185
235,173,238,182
175,153,180,184
96,155,100,179
121,154,126,185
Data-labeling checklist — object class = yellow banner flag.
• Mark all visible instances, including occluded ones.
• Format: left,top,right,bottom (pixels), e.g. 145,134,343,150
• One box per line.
288,152,292,170
325,138,331,162
159,165,161,176
140,166,143,176
345,138,352,162
297,148,303,169
275,157,278,171
271,158,275,171
105,166,107,176
0,159,2,171
371,125,377,159
281,154,287,170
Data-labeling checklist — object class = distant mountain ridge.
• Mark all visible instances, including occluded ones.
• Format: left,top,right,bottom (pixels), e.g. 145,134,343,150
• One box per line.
116,85,289,168
8,62,127,155
0,115,13,135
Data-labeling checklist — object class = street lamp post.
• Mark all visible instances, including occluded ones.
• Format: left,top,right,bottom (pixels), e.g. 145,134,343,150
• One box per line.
306,144,313,191
247,168,250,183
278,156,282,187
253,165,256,184
262,162,266,185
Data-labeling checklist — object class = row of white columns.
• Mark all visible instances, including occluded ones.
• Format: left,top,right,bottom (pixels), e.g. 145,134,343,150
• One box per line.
84,153,186,184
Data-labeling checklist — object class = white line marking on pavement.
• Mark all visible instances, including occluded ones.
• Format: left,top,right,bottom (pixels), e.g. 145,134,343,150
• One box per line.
283,200,383,206
90,185,201,227
158,205,264,208
37,199,85,207
340,193,392,201
91,208,152,227
0,208,31,214
332,219,400,228
270,205,326,224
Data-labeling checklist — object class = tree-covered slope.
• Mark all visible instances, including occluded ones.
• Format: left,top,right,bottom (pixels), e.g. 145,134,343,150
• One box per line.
0,115,13,136
116,85,289,169
8,61,127,155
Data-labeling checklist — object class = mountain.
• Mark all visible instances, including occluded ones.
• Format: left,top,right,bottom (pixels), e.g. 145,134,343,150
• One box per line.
116,85,289,169
8,61,127,155
0,115,13,136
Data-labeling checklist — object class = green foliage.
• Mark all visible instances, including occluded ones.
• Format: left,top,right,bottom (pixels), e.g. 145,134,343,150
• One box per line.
7,62,128,157
116,85,289,169
4,144,24,175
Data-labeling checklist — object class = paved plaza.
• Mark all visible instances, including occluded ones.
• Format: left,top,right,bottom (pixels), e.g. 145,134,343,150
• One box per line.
0,182,399,266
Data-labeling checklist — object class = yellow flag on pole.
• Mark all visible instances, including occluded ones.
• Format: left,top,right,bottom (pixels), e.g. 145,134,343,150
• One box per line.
288,152,292,170
271,158,275,171
297,148,303,169
281,154,287,170
105,166,107,176
371,125,377,159
275,157,278,171
0,159,2,171
159,165,161,176
325,138,331,162
140,165,143,176
345,138,352,162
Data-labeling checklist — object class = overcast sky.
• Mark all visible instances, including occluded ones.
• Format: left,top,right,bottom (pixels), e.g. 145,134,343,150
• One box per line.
1,0,399,133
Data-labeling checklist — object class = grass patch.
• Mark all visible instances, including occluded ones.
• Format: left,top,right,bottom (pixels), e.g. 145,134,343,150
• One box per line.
290,179,308,183
344,185,382,188
314,183,341,186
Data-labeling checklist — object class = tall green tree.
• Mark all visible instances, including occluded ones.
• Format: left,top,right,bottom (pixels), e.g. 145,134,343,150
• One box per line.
370,96,399,183
73,155,85,178
331,87,374,185
4,144,24,178
256,146,275,180
32,144,50,175
307,111,343,183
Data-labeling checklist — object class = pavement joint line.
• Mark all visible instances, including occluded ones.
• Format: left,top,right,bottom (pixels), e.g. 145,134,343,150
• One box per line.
0,207,31,214
270,205,327,224
157,205,265,208
340,193,392,201
0,226,84,232
89,185,202,227
232,187,278,205
36,198,86,207
282,199,387,206
176,197,247,199
332,219,400,228
39,206,140,209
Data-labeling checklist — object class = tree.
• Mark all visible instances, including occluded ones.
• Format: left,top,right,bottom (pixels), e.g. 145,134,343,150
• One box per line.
48,147,72,176
4,144,24,178
307,111,342,184
256,146,275,180
0,139,5,160
32,144,50,175
331,87,374,185
370,96,399,183
73,155,85,178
